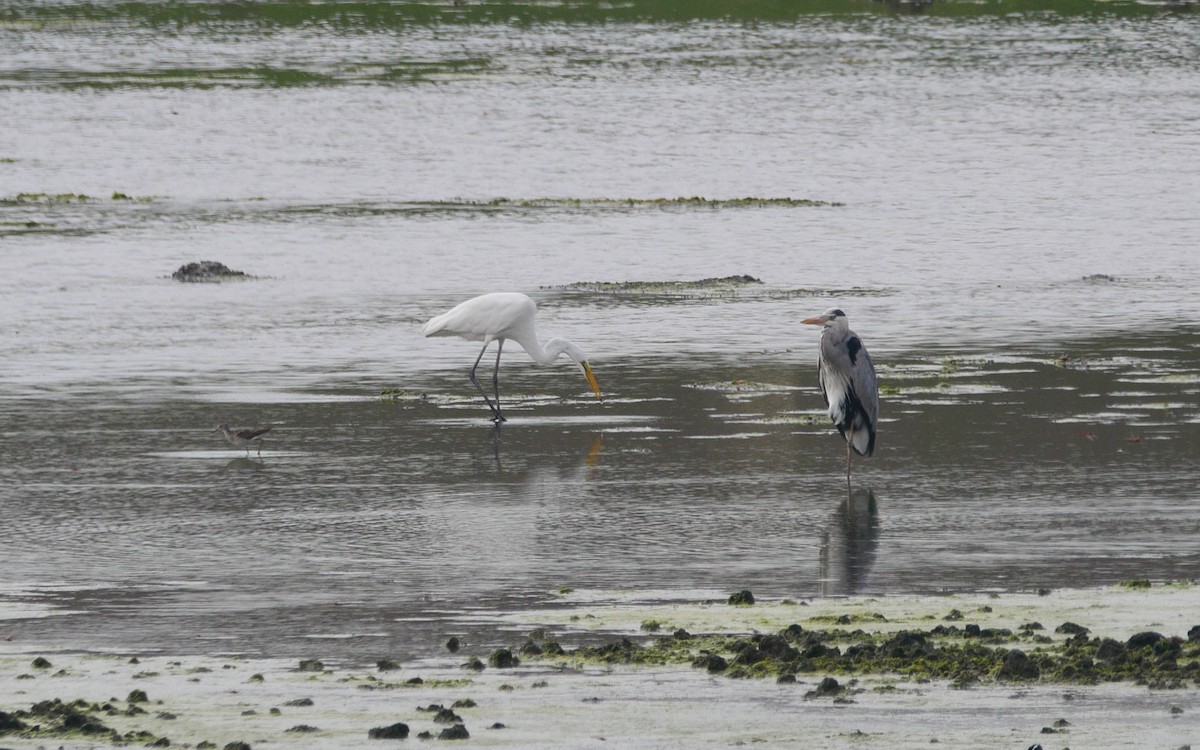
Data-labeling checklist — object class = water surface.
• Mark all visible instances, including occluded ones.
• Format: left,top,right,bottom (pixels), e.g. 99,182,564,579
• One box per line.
1,0,1198,660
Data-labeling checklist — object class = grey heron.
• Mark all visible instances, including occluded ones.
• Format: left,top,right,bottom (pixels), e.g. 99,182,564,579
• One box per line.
422,292,603,423
802,308,879,485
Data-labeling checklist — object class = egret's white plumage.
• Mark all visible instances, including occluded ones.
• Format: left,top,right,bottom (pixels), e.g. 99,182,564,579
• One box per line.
802,308,879,484
422,292,602,422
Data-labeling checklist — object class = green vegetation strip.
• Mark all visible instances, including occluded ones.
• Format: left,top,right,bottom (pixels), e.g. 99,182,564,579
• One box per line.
515,621,1200,689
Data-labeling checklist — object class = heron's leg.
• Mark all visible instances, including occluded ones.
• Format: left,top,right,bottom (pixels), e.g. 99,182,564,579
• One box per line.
491,340,506,422
846,439,853,492
469,341,504,422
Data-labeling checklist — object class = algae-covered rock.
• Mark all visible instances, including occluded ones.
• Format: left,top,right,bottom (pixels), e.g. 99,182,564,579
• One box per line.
438,724,470,740
172,260,251,283
693,653,727,673
996,649,1040,680
1056,622,1090,636
0,710,29,732
728,590,755,606
487,649,518,668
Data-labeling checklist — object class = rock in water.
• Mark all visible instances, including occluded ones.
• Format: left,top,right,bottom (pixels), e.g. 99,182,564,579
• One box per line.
172,260,250,282
367,722,410,739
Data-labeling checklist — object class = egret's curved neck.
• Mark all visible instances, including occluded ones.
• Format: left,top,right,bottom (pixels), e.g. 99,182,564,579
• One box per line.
517,335,575,366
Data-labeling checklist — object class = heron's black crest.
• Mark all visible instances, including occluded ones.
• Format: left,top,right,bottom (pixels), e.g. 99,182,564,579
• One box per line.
830,309,846,318
846,336,862,365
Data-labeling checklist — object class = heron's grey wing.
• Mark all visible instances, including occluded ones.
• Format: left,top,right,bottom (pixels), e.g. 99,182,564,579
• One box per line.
852,346,879,432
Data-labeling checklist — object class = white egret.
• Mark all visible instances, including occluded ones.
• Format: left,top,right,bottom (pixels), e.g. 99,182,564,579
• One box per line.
802,308,878,485
421,292,602,422
214,422,272,456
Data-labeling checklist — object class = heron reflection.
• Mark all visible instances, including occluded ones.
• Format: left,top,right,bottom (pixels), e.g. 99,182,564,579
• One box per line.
819,488,880,596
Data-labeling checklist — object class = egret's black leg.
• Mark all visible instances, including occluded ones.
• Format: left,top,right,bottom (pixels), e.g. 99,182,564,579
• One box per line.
469,341,504,422
491,340,506,422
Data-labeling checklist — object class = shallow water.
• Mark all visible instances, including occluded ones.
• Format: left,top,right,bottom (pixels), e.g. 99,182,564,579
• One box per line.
1,1,1198,660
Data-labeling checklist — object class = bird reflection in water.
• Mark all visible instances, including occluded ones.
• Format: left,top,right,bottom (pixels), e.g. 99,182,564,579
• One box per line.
489,428,603,480
819,488,880,596
221,456,266,473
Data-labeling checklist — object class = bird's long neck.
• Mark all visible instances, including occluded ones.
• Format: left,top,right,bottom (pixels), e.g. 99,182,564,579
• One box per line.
516,335,573,366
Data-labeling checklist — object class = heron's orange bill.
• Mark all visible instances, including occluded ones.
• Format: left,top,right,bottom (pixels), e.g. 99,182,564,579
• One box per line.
801,315,828,325
581,361,603,401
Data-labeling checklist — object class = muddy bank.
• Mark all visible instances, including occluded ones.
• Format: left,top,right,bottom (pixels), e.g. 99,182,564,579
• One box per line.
2,585,1197,749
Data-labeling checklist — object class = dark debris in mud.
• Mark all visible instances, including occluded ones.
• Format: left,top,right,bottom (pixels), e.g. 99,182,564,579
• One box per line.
517,621,1200,689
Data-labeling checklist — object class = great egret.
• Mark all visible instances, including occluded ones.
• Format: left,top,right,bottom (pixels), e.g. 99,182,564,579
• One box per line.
214,422,272,456
422,292,602,422
802,308,878,485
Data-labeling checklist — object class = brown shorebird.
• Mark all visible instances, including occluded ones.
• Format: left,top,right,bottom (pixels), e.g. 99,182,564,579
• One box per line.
214,422,272,456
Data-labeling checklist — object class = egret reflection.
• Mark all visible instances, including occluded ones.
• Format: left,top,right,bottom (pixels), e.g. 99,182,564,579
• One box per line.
819,488,880,596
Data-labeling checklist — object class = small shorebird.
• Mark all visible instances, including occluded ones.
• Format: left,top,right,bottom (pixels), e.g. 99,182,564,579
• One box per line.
214,422,272,455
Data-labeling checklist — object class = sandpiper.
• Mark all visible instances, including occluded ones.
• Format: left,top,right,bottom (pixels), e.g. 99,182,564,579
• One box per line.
215,422,272,456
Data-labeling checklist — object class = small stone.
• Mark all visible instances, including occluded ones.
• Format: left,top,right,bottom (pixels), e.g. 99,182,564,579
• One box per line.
1055,622,1090,636
376,659,400,671
777,673,797,684
249,674,264,683
728,590,755,606
297,659,324,672
488,722,506,729
692,653,727,673
451,699,477,708
417,731,433,739
284,697,314,707
31,657,52,669
223,743,252,750
1052,718,1071,727
438,724,470,740
405,677,424,685
285,725,320,733
445,637,460,652
433,708,462,725
943,609,964,621
127,689,150,703
150,738,171,747
808,677,843,697
462,656,485,671
269,708,281,716
1188,625,1200,642
368,722,410,739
